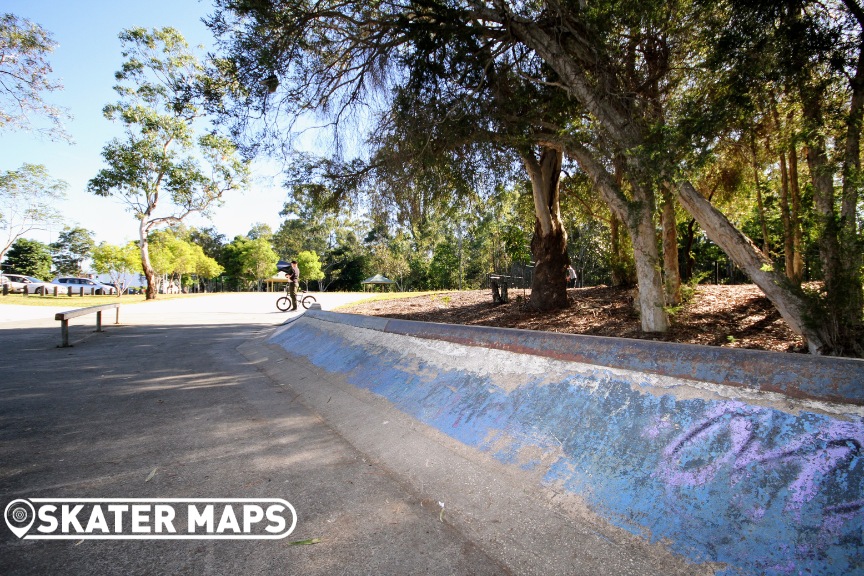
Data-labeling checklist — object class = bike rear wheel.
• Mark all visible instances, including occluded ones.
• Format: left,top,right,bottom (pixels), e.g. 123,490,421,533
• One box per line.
276,296,292,312
301,294,317,309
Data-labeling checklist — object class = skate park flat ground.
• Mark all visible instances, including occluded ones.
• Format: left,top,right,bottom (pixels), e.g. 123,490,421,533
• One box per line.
4,293,859,574
0,293,703,575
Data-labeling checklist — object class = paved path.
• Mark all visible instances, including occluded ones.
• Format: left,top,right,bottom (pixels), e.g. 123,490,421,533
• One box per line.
2,294,504,575
0,293,697,575
0,291,369,325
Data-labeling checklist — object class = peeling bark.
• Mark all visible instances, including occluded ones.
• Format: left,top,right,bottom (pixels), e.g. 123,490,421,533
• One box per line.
569,144,669,332
138,218,157,301
522,146,569,311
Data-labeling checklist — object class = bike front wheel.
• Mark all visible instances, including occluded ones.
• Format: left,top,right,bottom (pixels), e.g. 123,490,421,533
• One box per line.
276,296,292,312
300,294,317,309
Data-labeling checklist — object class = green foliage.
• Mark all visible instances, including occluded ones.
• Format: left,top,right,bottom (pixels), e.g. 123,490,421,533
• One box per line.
210,0,864,352
296,250,324,289
2,237,52,278
87,27,249,297
149,230,223,283
92,241,140,274
91,242,142,293
50,226,95,276
427,241,459,290
680,270,713,304
323,231,369,291
221,235,277,289
247,222,273,240
187,226,226,262
0,163,67,262
0,13,70,139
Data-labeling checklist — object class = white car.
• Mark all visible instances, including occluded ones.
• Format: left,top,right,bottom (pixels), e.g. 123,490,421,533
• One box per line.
2,274,53,294
52,276,117,295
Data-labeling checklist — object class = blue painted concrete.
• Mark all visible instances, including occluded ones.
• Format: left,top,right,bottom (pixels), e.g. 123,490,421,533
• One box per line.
306,310,864,405
271,312,864,575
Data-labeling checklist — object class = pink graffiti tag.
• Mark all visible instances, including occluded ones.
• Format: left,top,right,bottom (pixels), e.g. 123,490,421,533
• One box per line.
655,402,862,514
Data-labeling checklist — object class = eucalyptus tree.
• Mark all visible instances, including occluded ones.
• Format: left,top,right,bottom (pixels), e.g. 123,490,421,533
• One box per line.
691,0,864,353
461,0,857,353
149,229,224,291
208,0,863,347
208,0,583,311
91,241,142,295
0,13,70,140
272,193,348,260
187,226,227,262
0,162,66,264
50,226,95,277
88,27,250,300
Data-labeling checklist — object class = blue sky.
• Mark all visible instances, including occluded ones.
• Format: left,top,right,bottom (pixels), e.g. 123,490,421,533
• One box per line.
2,0,288,247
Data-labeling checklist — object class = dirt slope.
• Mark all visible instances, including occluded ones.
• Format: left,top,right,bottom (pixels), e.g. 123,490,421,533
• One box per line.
339,284,806,353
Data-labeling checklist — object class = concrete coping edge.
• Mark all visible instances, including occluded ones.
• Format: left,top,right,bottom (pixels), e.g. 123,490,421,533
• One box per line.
303,309,864,406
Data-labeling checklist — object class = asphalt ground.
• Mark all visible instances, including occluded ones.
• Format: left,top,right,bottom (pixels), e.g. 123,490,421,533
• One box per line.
0,293,705,575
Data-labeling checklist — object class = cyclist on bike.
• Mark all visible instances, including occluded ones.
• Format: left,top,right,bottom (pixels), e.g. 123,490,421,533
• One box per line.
286,260,300,310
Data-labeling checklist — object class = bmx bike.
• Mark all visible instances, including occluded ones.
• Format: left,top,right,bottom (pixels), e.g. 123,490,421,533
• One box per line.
276,289,316,311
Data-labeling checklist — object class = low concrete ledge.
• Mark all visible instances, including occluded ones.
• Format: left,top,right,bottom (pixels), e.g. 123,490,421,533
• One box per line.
307,309,864,405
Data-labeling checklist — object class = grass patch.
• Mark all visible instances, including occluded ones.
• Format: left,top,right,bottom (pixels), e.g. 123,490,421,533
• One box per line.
332,291,449,310
0,292,216,307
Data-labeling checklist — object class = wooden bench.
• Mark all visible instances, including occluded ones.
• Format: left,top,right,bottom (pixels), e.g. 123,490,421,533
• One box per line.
55,304,121,347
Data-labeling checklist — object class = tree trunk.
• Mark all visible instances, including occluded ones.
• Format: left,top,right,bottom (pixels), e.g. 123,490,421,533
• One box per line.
683,218,697,282
522,146,569,311
568,143,669,332
630,194,669,332
796,48,864,353
140,240,157,300
609,161,631,287
676,181,827,353
778,151,795,280
839,36,864,342
750,144,771,254
661,184,681,305
789,145,804,283
138,220,157,300
609,213,625,286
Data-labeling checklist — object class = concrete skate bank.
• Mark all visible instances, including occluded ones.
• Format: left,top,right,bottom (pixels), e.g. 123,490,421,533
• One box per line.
269,311,864,576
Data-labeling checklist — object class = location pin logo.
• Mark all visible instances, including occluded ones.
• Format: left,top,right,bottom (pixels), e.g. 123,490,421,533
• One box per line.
5,499,35,539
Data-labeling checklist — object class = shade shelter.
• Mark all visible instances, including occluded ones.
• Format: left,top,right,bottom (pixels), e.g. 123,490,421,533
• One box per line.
361,274,395,291
265,271,291,292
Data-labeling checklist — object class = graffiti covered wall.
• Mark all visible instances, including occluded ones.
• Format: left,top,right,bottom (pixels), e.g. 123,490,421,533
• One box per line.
270,313,864,575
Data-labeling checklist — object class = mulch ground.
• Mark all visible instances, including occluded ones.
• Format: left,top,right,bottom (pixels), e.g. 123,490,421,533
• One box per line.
339,284,807,353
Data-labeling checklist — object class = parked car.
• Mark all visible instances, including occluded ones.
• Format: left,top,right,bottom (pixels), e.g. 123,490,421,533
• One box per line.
2,274,53,294
51,276,117,295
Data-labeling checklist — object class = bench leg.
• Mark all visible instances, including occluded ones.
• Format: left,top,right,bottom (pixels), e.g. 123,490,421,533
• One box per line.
60,320,70,347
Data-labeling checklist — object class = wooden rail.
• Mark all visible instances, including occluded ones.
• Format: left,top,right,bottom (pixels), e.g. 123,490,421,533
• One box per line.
55,304,120,347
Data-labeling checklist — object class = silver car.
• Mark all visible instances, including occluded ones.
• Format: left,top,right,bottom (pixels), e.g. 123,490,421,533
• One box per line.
3,274,53,294
52,276,116,295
